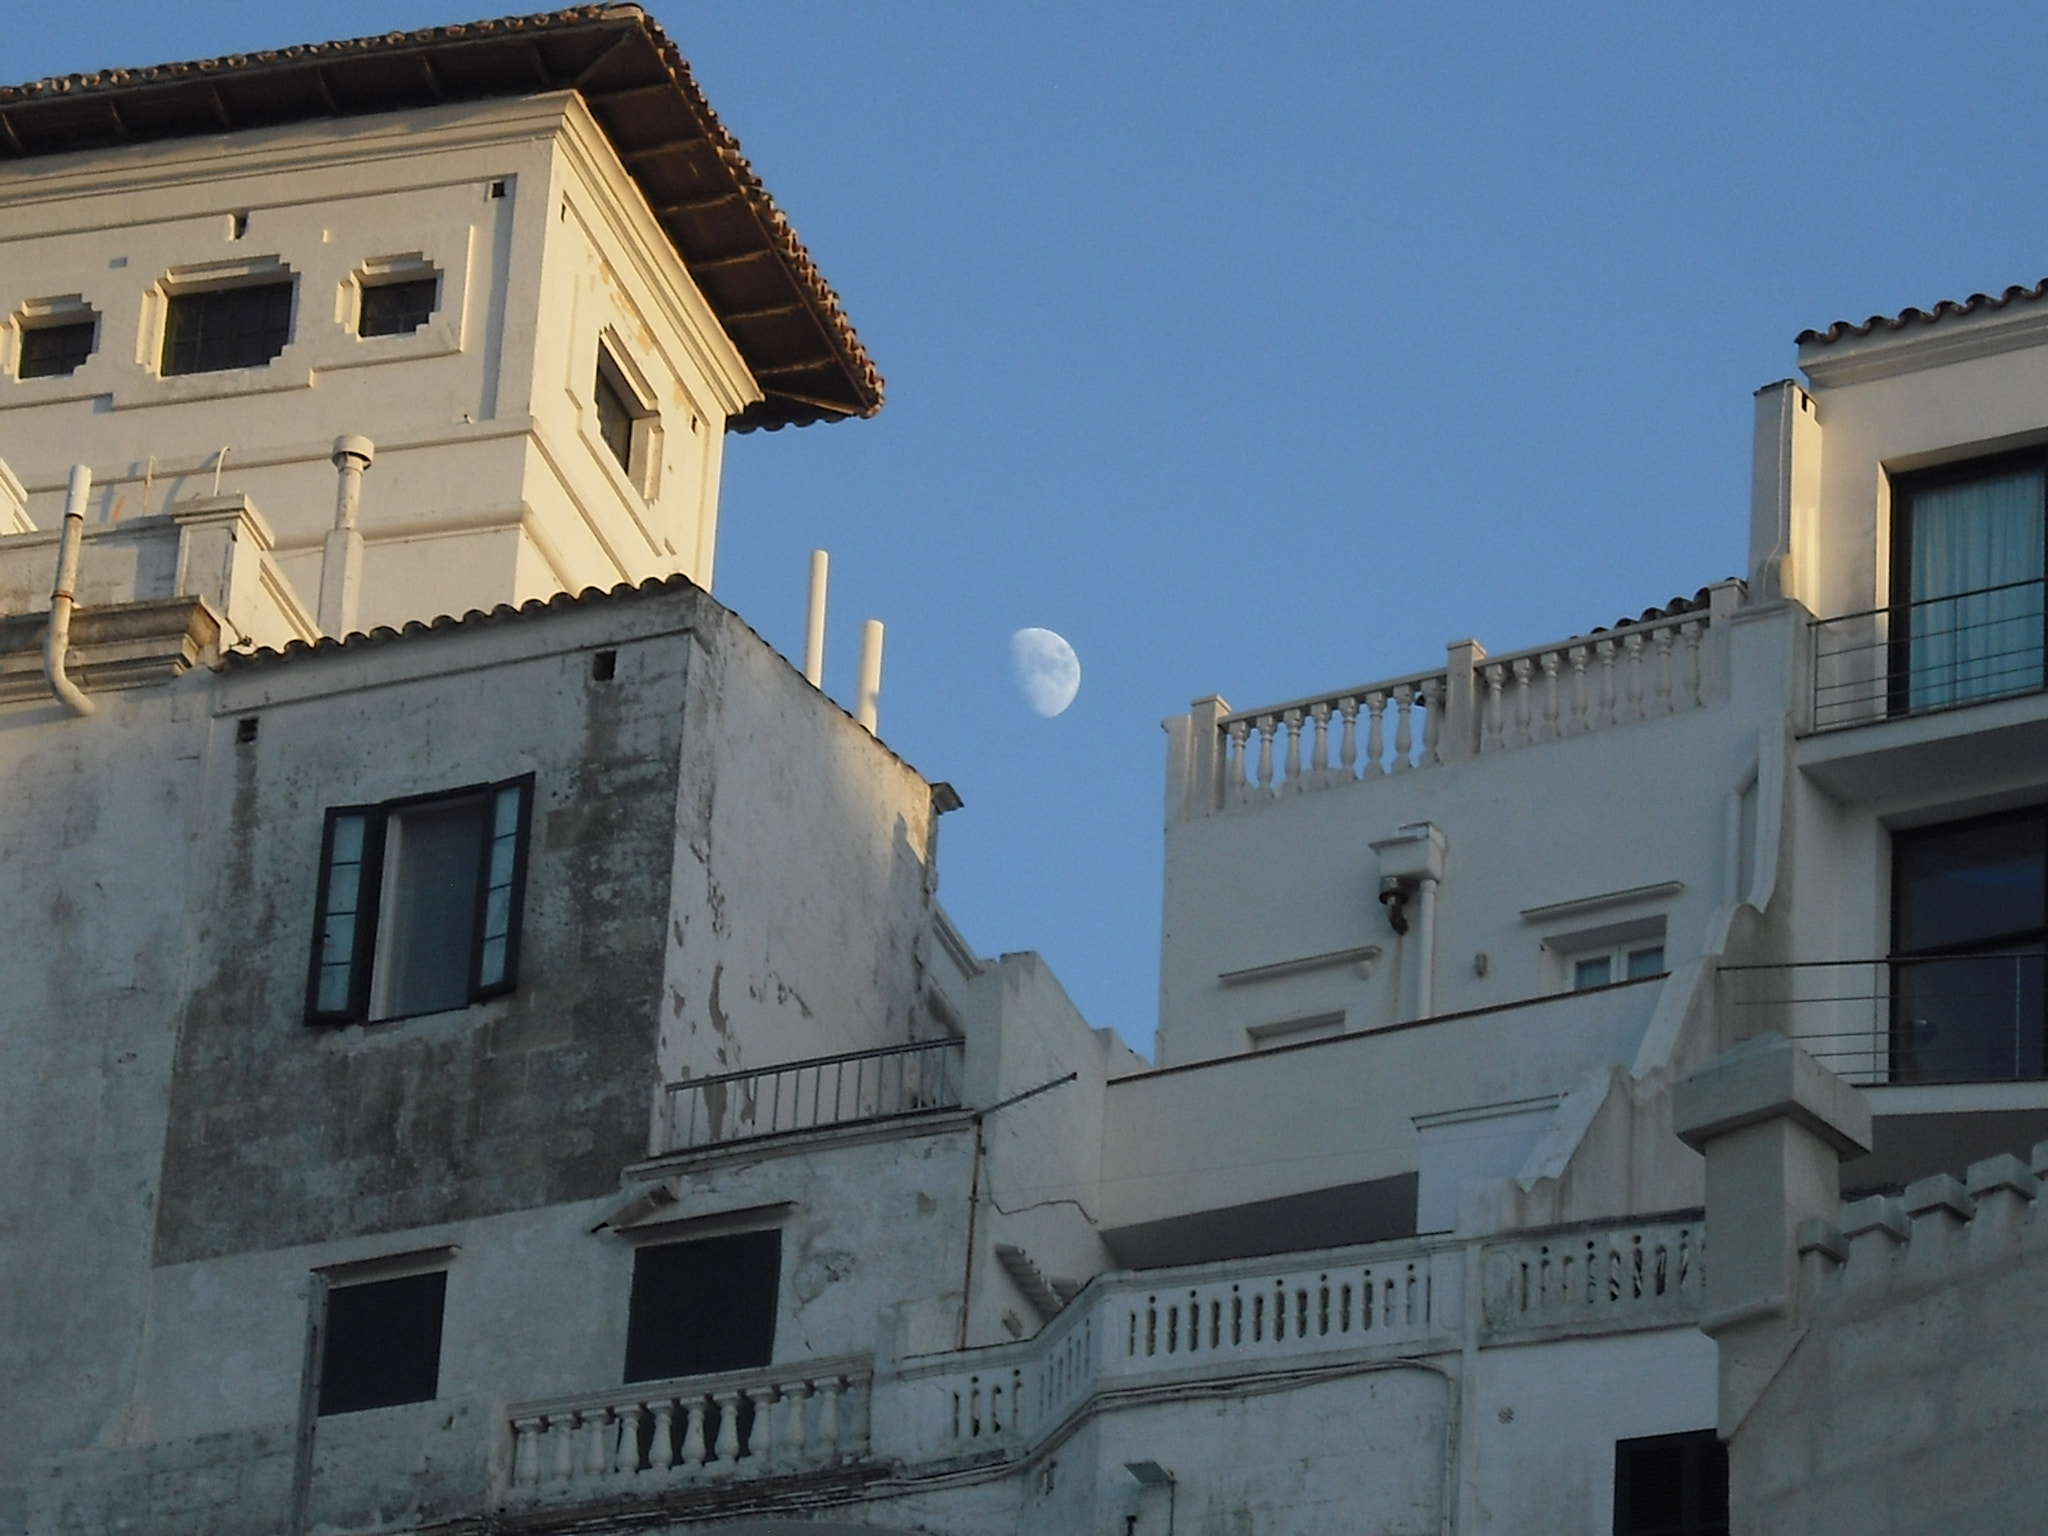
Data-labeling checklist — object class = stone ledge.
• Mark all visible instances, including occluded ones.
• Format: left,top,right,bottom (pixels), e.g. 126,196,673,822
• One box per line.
0,597,221,704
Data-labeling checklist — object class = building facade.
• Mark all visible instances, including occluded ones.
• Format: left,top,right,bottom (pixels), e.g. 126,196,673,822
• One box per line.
3,10,2045,1536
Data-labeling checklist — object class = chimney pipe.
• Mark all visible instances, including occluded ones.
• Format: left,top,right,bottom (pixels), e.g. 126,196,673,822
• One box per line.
855,619,884,735
317,435,374,638
804,549,828,687
44,464,94,717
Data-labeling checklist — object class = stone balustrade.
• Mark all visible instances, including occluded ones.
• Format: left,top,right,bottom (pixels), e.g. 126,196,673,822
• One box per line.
500,1356,871,1507
1167,582,1741,818
1479,1216,1704,1340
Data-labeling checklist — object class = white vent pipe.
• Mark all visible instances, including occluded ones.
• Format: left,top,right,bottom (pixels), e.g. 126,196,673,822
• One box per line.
44,464,94,717
804,549,828,687
855,619,884,735
317,435,374,639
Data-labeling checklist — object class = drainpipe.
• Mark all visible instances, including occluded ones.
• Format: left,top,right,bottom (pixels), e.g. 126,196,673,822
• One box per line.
317,435,374,639
44,464,95,717
1371,822,1447,1021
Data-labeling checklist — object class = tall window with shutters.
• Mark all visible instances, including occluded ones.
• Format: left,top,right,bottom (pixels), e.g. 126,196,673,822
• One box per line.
306,775,534,1025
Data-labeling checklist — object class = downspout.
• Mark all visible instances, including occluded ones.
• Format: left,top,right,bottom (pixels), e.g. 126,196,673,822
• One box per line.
45,464,94,717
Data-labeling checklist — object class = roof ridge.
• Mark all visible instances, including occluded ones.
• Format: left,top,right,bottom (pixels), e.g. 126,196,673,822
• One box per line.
1798,279,2048,348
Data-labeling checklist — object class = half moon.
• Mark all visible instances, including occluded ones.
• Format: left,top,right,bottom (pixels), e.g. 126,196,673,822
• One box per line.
1010,628,1081,718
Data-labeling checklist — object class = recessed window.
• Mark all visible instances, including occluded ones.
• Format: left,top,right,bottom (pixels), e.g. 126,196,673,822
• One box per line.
162,280,295,375
594,357,638,472
318,1270,447,1416
624,1230,781,1383
359,277,439,338
19,316,97,379
1889,806,2046,1083
1573,945,1666,991
306,776,534,1025
1613,1429,1728,1536
592,343,661,497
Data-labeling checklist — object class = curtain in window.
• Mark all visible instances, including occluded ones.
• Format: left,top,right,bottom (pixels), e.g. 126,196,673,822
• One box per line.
1908,467,2045,709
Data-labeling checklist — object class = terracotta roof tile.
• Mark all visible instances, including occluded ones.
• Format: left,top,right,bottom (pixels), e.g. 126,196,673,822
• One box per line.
1798,280,2048,348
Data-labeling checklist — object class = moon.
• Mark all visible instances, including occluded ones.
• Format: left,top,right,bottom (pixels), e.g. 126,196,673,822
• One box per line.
1010,628,1081,718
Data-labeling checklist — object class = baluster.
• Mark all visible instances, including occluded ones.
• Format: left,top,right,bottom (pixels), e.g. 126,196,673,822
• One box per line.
1419,679,1441,765
550,1414,576,1483
1308,703,1331,788
1508,658,1534,748
583,1410,611,1479
649,1400,676,1472
1228,720,1252,804
1255,715,1277,795
1390,684,1415,772
1623,632,1646,720
709,1389,741,1467
512,1416,544,1487
614,1402,644,1476
747,1385,775,1467
680,1398,708,1470
1336,697,1359,781
1595,638,1618,726
1680,619,1704,707
1565,645,1590,734
1538,652,1562,742
816,1377,844,1463
1364,692,1387,777
1282,708,1303,793
787,1380,813,1462
1481,665,1506,752
1649,627,1675,716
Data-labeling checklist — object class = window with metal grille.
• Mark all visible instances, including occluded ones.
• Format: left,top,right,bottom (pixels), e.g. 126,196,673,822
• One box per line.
306,775,533,1025
624,1230,781,1382
161,280,294,375
19,318,96,379
318,1270,447,1416
358,277,439,337
1613,1430,1728,1536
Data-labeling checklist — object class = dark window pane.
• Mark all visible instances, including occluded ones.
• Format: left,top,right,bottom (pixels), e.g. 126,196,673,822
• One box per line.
595,361,636,471
380,798,487,1019
1898,463,2047,711
319,1270,446,1415
625,1230,780,1382
359,277,438,337
162,281,294,375
20,319,96,379
1895,814,2045,952
1615,1430,1726,1536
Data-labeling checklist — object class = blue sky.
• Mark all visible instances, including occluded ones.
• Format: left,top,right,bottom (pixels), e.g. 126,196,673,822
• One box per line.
16,4,2048,1052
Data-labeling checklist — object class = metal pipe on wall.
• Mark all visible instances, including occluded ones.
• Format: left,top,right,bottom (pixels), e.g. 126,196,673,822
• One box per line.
804,549,828,687
855,619,884,735
44,464,95,717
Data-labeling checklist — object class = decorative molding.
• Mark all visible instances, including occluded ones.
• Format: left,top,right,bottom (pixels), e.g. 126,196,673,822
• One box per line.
1519,881,1684,926
1219,944,1382,986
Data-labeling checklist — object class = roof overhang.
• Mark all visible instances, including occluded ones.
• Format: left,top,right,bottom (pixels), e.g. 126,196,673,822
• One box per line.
0,5,881,432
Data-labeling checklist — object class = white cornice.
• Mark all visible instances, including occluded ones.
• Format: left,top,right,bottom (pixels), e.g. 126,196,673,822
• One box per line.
1800,298,2048,390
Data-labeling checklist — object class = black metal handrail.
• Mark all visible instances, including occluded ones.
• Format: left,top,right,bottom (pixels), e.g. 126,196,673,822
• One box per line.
661,1037,965,1151
1809,575,2045,731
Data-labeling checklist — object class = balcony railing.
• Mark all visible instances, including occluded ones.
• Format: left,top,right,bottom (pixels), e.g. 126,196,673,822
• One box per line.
1720,955,2047,1085
1809,576,2046,731
659,1038,965,1153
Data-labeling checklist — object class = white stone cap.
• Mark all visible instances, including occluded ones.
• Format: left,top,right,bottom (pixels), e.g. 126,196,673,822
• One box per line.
1370,821,1447,883
1671,1032,1873,1158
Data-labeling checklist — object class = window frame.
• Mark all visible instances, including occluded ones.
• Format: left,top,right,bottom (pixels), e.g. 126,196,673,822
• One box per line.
622,1226,783,1384
1886,447,2048,716
1571,943,1668,992
160,276,298,376
591,339,663,500
304,773,535,1026
313,1265,450,1417
1612,1428,1728,1536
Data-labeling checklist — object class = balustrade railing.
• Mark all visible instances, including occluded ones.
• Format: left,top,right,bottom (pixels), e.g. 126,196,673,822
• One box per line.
660,1038,964,1153
1480,1217,1702,1338
1720,955,2047,1086
502,1357,871,1505
1180,585,1736,815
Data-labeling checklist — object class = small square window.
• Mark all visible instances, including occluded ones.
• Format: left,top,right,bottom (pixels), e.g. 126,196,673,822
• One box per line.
318,1270,447,1416
19,318,96,379
624,1229,781,1383
1570,944,1667,992
306,776,534,1025
162,280,294,375
359,277,439,337
594,358,638,472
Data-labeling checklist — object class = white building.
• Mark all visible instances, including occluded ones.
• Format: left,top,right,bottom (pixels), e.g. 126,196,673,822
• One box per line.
3,10,2044,1536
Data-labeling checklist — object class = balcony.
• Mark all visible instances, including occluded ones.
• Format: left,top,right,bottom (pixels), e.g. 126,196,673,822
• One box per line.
1720,955,2047,1086
1810,576,2046,732
658,1037,965,1154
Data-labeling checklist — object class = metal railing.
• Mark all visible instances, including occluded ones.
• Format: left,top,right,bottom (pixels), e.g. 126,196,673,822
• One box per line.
1720,954,2046,1085
660,1038,965,1152
1810,575,2046,731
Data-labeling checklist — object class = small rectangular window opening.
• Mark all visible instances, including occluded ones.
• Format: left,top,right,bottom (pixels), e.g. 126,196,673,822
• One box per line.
624,1229,781,1383
592,649,618,682
236,716,259,745
488,179,509,199
230,212,250,240
359,277,439,338
162,281,294,375
1613,1429,1728,1536
594,357,638,473
318,1270,447,1416
19,318,97,380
